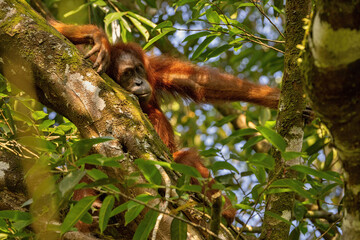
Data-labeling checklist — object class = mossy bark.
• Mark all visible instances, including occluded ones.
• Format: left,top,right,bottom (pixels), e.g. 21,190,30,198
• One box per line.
0,0,206,239
303,1,360,239
260,0,311,239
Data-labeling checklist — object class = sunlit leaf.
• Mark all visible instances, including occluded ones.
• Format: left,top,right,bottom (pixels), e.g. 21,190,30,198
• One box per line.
127,16,150,41
127,12,157,29
206,10,220,24
31,111,47,120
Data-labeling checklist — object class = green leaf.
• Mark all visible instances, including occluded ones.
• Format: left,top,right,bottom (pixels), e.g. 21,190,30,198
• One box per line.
143,28,176,50
237,3,255,8
200,148,220,157
205,10,220,24
77,178,118,190
230,128,258,138
290,165,342,184
80,212,93,224
76,154,123,167
214,114,237,127
125,194,156,225
174,0,197,7
136,159,162,185
318,183,338,198
99,195,115,233
191,36,216,60
234,204,252,210
127,16,150,41
206,44,232,59
242,135,265,150
63,2,92,18
11,110,33,125
210,161,239,174
31,111,48,120
133,209,159,240
293,201,307,221
171,213,187,240
38,119,55,130
0,211,31,221
271,179,313,200
58,170,86,198
111,202,129,217
104,12,126,27
282,151,302,161
18,136,56,152
154,20,173,30
182,32,210,43
178,184,202,193
71,137,113,157
248,153,275,170
127,12,157,29
259,108,271,126
125,203,145,226
86,169,120,193
61,196,97,234
250,164,266,183
171,163,202,178
256,126,286,152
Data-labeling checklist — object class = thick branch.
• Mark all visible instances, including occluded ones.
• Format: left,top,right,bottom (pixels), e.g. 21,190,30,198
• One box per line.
303,1,360,239
0,1,203,239
260,0,311,239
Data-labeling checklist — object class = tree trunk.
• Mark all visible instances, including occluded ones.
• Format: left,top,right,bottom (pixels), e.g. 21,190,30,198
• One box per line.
303,1,360,239
0,0,213,239
260,0,311,239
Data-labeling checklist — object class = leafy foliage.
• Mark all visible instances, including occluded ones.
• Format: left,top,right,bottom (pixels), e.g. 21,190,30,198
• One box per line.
0,0,343,239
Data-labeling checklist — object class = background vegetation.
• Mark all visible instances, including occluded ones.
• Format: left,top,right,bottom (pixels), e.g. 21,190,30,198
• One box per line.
0,0,347,239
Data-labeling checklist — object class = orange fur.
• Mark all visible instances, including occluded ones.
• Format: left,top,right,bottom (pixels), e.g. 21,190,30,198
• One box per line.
48,21,282,227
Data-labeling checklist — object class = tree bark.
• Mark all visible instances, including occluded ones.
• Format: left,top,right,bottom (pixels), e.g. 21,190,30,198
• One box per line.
0,0,213,239
303,1,360,239
260,0,311,239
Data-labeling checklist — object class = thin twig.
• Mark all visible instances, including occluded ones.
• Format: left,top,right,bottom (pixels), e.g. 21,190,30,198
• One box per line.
176,28,284,54
237,168,281,238
206,22,284,43
0,109,14,135
112,188,222,239
315,217,342,240
249,0,285,39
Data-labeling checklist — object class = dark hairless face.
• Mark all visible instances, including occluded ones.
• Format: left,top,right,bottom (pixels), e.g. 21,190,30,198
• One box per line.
114,52,152,103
